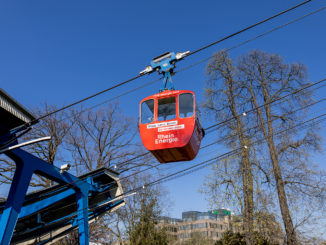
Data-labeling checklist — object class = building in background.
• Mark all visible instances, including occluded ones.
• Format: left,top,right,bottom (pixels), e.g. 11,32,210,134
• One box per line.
158,209,231,243
158,209,284,244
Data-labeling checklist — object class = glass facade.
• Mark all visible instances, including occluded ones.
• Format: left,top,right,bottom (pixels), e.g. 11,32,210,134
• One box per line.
158,210,231,242
157,209,282,244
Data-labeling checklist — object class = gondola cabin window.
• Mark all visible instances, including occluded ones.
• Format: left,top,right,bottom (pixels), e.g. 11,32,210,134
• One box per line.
141,99,154,124
157,97,176,121
179,93,194,118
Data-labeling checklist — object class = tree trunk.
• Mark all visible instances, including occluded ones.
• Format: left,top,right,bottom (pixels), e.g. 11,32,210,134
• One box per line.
249,81,297,244
227,79,255,245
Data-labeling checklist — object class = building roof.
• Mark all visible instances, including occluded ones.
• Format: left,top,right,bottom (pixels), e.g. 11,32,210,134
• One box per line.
0,88,36,133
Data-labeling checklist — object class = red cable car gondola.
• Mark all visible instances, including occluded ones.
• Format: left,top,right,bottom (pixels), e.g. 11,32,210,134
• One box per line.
139,89,204,163
138,51,204,163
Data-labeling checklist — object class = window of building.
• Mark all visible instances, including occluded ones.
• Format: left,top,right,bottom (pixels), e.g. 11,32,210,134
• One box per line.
210,223,217,228
211,232,218,238
201,231,208,237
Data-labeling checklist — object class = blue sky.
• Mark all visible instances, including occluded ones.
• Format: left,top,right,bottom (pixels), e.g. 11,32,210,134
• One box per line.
1,0,326,225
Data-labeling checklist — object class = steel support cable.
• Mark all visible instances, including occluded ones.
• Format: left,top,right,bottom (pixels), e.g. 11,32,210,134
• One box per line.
29,106,323,244
204,83,326,135
17,0,312,130
39,112,326,232
31,111,326,225
149,115,326,186
176,5,326,75
106,6,326,171
99,111,326,200
118,96,326,176
204,78,326,131
154,114,326,187
56,6,326,172
119,103,326,180
21,73,143,127
42,5,326,132
56,77,162,125
186,0,312,57
135,113,326,191
32,94,325,202
10,6,325,197
115,78,326,171
29,9,326,189
6,2,318,229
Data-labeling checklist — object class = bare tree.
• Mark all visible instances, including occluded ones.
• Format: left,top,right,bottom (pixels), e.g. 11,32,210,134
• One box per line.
64,103,168,243
202,50,325,244
67,103,139,174
238,50,323,244
0,104,72,190
101,173,170,245
203,50,257,244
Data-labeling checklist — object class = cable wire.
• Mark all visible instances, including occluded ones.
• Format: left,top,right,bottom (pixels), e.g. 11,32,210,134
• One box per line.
104,111,326,200
46,4,326,130
187,0,312,57
204,78,326,131
119,96,326,176
177,5,326,74
115,78,326,170
97,6,326,171
20,110,326,234
31,76,325,202
9,5,325,203
27,73,144,126
21,0,313,128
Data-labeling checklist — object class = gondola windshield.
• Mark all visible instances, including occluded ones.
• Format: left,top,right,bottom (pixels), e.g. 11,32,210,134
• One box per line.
158,97,176,121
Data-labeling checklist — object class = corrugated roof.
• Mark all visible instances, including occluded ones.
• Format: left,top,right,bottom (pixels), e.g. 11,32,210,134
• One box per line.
0,88,36,130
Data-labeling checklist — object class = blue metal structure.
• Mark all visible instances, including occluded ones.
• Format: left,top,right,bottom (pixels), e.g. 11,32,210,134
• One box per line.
0,89,125,244
140,51,189,91
5,167,124,244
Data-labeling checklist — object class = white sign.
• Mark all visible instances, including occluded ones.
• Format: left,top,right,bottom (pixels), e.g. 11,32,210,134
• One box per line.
158,124,184,132
147,121,177,129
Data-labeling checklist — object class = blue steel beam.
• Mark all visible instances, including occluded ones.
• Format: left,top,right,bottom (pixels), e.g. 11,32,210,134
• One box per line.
0,159,33,245
35,200,124,245
76,190,89,244
11,199,124,244
0,148,97,245
18,188,76,218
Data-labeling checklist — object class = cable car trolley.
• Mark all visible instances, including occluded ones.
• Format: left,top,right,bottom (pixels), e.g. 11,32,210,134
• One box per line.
139,51,204,163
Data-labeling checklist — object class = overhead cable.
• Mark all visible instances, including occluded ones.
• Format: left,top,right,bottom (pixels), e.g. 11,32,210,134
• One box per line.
204,78,326,131
119,96,326,175
24,0,312,126
34,110,326,220
186,0,312,57
103,111,326,200
52,5,326,127
116,78,326,170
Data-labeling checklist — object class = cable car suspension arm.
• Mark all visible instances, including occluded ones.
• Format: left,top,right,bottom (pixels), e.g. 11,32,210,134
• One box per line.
140,51,189,91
